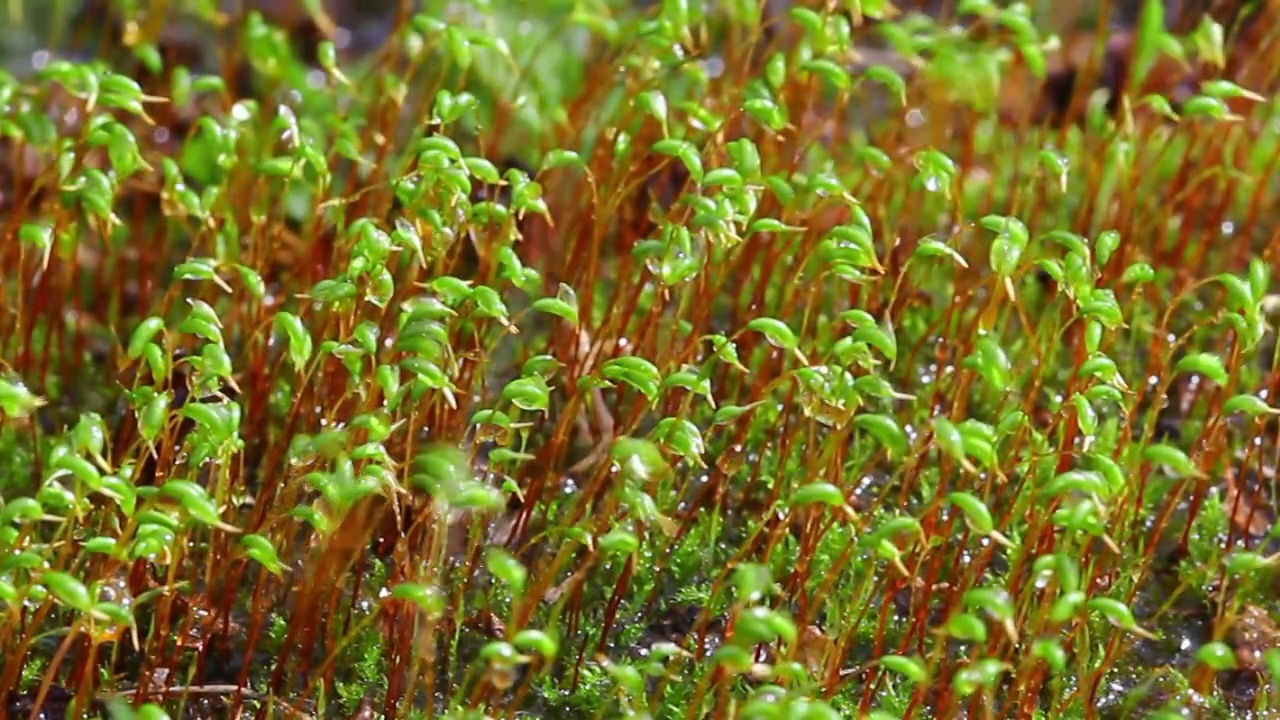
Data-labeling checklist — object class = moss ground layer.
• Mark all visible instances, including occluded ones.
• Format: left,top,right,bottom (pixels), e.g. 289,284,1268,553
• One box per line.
3,1,1280,718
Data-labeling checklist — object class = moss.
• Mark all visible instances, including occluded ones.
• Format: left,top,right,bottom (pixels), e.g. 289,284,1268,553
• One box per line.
1,0,1280,718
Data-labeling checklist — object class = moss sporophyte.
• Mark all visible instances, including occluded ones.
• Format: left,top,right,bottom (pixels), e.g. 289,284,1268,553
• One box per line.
1,0,1279,717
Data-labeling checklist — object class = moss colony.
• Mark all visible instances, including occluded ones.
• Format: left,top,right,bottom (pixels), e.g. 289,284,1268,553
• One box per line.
2,0,1280,718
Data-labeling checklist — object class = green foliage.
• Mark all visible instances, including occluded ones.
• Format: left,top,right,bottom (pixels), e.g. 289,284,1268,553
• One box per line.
1,0,1279,717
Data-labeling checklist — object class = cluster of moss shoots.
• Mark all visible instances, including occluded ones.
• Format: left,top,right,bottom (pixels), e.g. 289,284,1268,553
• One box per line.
2,0,1280,717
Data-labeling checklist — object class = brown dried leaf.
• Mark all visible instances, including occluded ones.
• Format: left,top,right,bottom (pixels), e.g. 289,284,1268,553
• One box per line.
797,625,833,677
1228,604,1280,671
444,504,521,562
465,609,507,638
348,693,376,720
1224,468,1273,538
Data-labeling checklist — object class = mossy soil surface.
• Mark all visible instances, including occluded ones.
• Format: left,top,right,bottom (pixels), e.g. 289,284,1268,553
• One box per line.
3,1,1280,719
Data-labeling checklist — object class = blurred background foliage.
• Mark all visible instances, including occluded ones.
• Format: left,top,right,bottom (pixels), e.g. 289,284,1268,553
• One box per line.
0,0,1160,76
